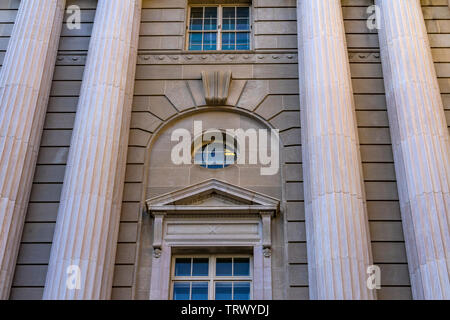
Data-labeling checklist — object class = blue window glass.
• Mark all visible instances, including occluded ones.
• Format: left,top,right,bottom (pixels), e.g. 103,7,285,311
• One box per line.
173,282,190,300
204,7,218,30
223,7,235,31
190,18,203,31
216,258,232,276
233,282,251,300
192,282,209,300
215,282,232,300
189,33,202,51
194,133,236,168
222,32,236,50
203,143,224,168
237,7,249,18
205,7,217,18
203,32,217,50
234,258,250,276
190,7,203,30
237,7,250,30
237,19,249,31
175,258,191,276
236,32,250,50
188,6,250,51
193,258,209,276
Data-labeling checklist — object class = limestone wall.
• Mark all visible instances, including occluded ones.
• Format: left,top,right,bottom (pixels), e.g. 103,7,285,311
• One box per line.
6,0,448,300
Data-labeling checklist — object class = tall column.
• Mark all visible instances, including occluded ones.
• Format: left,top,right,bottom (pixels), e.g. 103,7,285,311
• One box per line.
297,0,375,299
0,0,65,299
376,0,450,300
43,0,141,299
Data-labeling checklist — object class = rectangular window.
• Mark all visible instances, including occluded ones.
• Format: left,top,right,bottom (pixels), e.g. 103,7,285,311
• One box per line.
187,5,251,51
171,255,252,300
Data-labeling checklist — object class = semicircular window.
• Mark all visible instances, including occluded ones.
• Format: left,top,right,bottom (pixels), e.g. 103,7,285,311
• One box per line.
193,131,237,169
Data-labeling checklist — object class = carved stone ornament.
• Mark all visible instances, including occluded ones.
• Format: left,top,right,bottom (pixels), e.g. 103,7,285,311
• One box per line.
201,70,232,105
263,248,272,258
153,248,162,259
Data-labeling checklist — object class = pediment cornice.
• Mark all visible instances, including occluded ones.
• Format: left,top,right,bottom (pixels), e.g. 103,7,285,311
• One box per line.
146,179,279,215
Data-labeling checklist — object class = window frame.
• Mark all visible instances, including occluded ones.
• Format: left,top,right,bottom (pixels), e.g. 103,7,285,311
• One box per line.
170,254,253,300
186,4,253,51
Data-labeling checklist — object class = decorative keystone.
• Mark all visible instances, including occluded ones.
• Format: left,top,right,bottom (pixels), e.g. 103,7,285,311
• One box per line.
201,70,232,105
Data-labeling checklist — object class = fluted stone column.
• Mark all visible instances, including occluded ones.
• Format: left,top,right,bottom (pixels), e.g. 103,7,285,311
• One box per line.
376,0,450,300
297,0,375,299
0,0,65,299
43,0,142,299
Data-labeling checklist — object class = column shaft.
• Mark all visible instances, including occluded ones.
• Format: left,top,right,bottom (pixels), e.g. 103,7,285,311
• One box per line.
376,0,450,299
43,0,141,299
297,0,375,299
0,0,65,299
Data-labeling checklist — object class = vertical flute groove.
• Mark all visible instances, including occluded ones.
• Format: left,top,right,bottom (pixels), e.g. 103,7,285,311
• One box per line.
0,0,65,299
43,0,142,300
297,0,375,300
376,0,450,300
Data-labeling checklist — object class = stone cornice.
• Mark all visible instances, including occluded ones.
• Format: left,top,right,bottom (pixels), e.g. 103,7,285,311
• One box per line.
137,52,298,64
54,50,382,66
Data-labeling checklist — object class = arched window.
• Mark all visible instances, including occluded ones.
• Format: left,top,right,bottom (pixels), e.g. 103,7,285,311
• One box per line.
192,131,237,169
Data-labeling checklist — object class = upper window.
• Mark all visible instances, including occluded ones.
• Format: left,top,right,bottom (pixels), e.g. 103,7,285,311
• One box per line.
171,255,252,300
187,5,251,51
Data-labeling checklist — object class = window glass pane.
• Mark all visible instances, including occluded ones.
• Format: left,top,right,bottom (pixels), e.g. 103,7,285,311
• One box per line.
204,142,225,167
190,18,203,31
222,33,236,50
205,7,217,18
215,282,232,300
233,282,251,300
175,258,191,276
192,258,209,276
237,7,249,18
189,33,202,51
192,282,209,300
223,7,235,19
233,258,250,276
203,32,217,51
236,18,249,31
236,7,250,30
190,7,203,19
195,133,236,168
204,18,217,30
223,18,235,31
204,7,217,30
236,32,250,50
173,282,190,300
216,258,232,276
223,7,235,31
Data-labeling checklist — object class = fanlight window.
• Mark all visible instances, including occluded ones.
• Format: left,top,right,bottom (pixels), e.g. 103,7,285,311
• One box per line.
193,131,237,169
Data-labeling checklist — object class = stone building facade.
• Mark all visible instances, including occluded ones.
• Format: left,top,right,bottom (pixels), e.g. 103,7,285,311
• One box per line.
0,0,448,300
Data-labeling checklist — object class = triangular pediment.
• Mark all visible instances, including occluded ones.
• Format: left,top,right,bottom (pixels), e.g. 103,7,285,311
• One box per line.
175,192,248,206
146,179,279,214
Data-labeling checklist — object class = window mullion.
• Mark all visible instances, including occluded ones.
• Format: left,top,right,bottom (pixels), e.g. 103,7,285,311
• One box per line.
210,257,214,300
201,7,205,50
231,282,234,301
218,6,222,50
231,257,234,277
